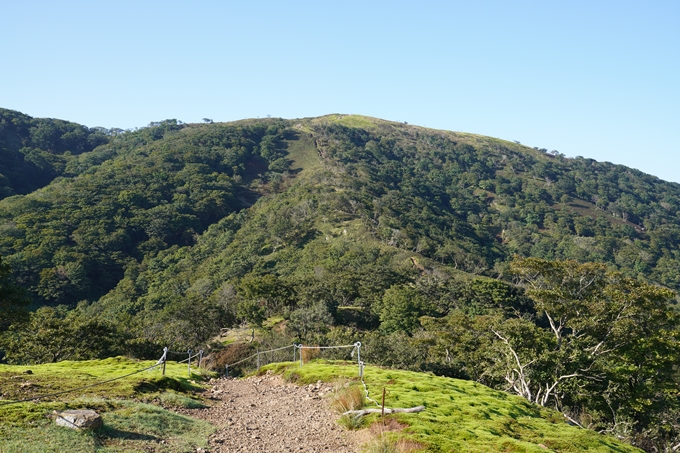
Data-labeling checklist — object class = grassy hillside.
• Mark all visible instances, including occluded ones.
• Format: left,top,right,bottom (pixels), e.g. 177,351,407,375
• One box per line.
0,357,214,453
265,361,641,453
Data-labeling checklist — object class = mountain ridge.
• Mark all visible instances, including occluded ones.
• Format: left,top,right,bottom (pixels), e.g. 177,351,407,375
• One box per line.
3,108,680,449
2,108,680,311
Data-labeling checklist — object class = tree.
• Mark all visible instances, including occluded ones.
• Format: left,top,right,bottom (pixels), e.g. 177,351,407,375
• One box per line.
238,274,293,317
288,302,334,341
0,256,29,331
1,305,123,364
502,258,680,427
379,285,425,334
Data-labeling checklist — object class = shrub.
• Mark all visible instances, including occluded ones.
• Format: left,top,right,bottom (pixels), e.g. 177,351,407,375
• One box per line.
329,382,365,413
300,345,320,364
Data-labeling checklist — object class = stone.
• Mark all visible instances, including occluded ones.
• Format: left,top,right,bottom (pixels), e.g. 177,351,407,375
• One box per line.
54,409,103,430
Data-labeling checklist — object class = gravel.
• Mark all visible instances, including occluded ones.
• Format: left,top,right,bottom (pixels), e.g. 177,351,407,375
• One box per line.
182,372,369,453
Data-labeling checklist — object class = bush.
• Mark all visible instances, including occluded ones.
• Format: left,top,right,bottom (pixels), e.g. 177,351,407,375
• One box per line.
329,381,365,413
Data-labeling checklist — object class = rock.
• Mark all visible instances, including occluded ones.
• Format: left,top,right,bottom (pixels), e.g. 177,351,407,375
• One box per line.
54,409,103,430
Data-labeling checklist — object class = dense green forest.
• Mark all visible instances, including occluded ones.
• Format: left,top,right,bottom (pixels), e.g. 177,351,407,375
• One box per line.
2,109,680,450
0,109,112,197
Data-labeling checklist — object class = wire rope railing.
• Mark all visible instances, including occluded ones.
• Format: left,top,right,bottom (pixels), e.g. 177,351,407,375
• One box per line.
221,341,382,407
1,340,384,411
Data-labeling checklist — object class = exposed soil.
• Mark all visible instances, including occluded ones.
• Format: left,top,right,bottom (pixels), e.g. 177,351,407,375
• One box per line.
181,372,370,453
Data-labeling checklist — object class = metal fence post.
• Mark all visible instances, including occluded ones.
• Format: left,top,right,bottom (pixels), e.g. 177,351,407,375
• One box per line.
293,344,296,363
355,342,362,376
199,350,203,369
299,345,303,367
225,364,229,377
187,349,192,377
162,347,168,376
257,349,260,371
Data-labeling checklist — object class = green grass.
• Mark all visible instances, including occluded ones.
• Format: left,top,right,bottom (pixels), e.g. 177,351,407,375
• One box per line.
311,114,385,130
0,357,643,452
0,357,216,452
285,131,321,175
262,361,642,453
0,400,214,453
262,316,285,330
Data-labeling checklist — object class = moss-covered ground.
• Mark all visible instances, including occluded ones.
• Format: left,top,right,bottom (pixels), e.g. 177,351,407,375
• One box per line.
0,357,216,453
0,357,643,452
263,361,642,453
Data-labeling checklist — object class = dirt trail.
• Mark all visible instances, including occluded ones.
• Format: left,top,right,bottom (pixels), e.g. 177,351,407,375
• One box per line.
182,373,369,453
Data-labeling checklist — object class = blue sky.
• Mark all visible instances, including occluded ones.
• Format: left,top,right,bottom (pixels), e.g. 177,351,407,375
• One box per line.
2,1,678,182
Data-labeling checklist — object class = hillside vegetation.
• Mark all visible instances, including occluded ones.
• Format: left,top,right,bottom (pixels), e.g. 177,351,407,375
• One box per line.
0,109,111,198
2,109,680,450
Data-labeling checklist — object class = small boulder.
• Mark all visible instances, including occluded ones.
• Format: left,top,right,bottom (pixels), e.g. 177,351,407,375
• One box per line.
54,409,103,430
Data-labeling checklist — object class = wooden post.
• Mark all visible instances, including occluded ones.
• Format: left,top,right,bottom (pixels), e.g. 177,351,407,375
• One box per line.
382,388,386,425
299,345,303,367
257,350,260,371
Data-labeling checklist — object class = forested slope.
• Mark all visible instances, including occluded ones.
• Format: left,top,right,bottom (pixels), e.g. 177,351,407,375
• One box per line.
0,116,292,305
3,113,680,312
0,109,111,197
3,111,680,450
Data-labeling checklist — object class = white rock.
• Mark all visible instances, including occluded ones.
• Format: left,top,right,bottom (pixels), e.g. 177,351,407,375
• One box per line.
54,409,103,430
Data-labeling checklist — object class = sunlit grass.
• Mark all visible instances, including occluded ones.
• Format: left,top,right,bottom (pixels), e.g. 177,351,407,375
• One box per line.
0,357,216,452
0,400,214,453
262,361,642,453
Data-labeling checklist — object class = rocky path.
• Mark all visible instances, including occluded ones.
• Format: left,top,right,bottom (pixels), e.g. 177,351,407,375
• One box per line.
182,373,369,453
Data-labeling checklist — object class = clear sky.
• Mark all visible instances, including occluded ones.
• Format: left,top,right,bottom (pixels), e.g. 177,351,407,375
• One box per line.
2,1,678,182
